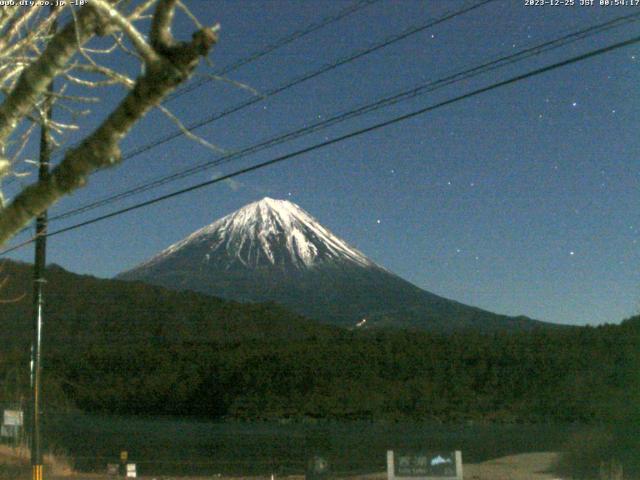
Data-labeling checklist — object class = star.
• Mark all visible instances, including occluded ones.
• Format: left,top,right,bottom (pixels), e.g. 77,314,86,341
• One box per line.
569,251,575,256
376,219,381,224
571,102,578,107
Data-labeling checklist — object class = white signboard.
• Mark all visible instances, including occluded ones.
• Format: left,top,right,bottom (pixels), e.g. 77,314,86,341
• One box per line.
126,463,137,478
387,450,463,480
3,410,23,426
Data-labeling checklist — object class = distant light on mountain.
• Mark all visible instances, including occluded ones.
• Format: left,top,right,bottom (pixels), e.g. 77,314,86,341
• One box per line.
118,198,555,332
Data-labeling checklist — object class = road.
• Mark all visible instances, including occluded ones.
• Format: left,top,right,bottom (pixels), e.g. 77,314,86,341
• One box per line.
31,452,563,480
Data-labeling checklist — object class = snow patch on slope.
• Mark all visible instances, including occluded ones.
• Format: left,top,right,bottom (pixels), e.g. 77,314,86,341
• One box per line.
137,198,375,270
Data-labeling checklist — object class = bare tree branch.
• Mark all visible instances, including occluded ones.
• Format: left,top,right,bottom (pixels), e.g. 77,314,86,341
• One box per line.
0,6,43,51
128,0,160,21
150,0,178,52
91,0,160,64
157,104,225,154
0,5,105,145
0,11,218,245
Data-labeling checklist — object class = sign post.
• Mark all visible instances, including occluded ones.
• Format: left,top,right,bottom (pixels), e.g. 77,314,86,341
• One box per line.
119,451,128,477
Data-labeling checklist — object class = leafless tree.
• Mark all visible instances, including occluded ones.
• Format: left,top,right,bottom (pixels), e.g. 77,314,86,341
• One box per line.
0,0,219,247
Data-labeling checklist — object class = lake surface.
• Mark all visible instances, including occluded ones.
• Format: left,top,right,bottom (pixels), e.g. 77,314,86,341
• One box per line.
42,414,576,476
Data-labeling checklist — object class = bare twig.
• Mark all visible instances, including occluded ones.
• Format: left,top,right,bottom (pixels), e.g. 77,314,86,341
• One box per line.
72,62,135,88
90,0,160,65
0,4,104,145
177,1,204,30
198,73,263,98
157,104,225,153
128,0,159,21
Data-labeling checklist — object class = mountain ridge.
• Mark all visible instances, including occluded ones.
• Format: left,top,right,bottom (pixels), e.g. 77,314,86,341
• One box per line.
131,197,377,272
118,197,555,332
0,259,334,348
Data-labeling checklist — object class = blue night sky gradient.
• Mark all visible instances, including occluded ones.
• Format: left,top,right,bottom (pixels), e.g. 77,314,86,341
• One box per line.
3,0,640,326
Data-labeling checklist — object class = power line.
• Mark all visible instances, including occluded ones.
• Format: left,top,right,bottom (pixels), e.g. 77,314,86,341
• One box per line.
7,0,500,229
2,32,637,256
48,11,640,222
1,0,378,188
2,0,492,200
0,0,513,270
78,0,497,165
165,0,382,102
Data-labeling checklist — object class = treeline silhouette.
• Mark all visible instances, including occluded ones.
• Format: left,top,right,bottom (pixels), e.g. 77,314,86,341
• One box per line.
1,260,637,427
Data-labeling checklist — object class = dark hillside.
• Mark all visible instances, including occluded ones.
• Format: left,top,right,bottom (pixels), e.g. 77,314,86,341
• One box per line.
0,260,637,427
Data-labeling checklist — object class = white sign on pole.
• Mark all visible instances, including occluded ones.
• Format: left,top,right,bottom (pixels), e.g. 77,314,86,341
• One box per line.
3,410,23,426
126,463,137,478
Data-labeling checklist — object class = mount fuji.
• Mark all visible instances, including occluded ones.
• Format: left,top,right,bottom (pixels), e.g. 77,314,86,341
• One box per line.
118,198,549,332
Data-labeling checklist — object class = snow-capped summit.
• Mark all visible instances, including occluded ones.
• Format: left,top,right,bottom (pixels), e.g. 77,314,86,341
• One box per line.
136,197,374,271
118,198,548,332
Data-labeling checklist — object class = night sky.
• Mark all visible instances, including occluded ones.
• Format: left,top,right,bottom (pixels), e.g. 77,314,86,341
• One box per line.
3,0,640,326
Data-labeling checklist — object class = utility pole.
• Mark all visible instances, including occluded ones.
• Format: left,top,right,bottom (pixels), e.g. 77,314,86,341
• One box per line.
30,9,56,480
30,92,52,480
